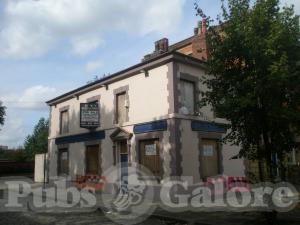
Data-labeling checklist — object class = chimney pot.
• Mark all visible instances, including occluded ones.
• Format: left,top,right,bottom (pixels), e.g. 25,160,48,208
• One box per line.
198,20,202,29
194,27,198,35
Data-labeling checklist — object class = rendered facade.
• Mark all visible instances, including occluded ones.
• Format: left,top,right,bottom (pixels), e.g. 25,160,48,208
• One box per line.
46,21,245,183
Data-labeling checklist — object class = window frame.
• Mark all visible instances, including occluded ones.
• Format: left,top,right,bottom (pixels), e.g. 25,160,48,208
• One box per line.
116,92,127,124
113,85,129,125
60,109,69,134
180,78,196,115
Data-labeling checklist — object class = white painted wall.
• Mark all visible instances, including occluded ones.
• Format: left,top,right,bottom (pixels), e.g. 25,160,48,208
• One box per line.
101,129,115,172
34,153,48,183
48,139,57,179
68,142,85,179
180,119,200,183
49,64,170,139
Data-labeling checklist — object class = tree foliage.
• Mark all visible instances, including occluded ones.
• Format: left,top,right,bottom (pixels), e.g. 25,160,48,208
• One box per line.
0,147,27,162
197,0,300,180
0,101,6,127
24,118,49,161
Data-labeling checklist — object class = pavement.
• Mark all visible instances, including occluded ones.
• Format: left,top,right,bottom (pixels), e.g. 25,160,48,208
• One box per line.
0,211,171,225
0,177,300,225
151,208,300,225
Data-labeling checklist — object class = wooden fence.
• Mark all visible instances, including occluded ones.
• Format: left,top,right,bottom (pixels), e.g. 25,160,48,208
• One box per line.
0,160,34,177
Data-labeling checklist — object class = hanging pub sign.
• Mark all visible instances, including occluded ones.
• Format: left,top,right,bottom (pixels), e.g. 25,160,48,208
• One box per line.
80,103,100,129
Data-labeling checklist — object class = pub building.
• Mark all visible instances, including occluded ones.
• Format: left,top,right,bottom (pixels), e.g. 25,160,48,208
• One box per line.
46,21,245,184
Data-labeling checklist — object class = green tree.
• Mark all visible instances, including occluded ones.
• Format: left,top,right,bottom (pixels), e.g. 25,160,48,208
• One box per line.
0,147,27,162
0,101,6,127
197,0,300,180
197,2,300,222
24,118,49,161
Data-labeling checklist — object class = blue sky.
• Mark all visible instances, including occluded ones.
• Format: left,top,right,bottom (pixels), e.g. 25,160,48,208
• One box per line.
0,0,299,148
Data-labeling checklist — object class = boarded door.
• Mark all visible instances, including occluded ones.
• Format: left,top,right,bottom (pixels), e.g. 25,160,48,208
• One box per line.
86,145,100,175
58,149,69,175
200,139,220,179
139,139,161,177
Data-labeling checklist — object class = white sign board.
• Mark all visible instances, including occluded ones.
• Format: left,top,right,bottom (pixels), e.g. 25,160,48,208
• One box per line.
203,145,214,156
80,103,99,128
145,144,157,156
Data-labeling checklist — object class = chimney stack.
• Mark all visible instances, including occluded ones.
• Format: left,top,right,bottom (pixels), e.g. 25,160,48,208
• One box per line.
201,18,207,34
154,38,169,53
191,19,208,61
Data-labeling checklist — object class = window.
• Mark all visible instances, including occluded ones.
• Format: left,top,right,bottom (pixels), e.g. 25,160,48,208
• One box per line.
180,79,195,114
116,92,127,124
86,145,100,175
139,139,161,177
60,110,69,134
58,149,69,175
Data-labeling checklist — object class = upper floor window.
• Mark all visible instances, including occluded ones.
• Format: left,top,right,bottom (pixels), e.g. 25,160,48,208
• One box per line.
116,92,127,124
180,79,195,114
60,110,69,134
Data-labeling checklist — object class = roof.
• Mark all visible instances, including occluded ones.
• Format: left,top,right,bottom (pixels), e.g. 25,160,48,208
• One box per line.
169,36,194,51
46,50,206,106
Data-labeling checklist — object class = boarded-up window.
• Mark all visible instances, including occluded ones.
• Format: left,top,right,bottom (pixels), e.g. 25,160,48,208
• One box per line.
180,79,195,114
58,149,69,175
60,110,69,134
116,92,126,124
86,145,100,175
139,139,161,177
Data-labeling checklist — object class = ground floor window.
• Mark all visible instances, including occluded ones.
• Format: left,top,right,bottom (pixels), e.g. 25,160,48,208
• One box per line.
139,139,161,177
86,145,100,175
58,148,69,175
200,139,220,179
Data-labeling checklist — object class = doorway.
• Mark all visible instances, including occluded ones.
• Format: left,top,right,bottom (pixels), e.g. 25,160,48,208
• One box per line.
86,145,101,175
139,139,161,177
118,140,128,185
200,139,220,179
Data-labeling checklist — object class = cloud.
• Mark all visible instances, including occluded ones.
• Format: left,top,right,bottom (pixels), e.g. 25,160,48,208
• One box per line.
85,58,103,73
0,85,55,147
0,114,25,148
71,36,104,56
3,85,57,110
0,0,185,59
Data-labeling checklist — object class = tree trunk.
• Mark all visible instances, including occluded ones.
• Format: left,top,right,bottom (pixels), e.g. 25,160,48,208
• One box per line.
262,131,278,225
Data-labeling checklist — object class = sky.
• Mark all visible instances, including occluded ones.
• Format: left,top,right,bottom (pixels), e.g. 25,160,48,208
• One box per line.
0,0,299,148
